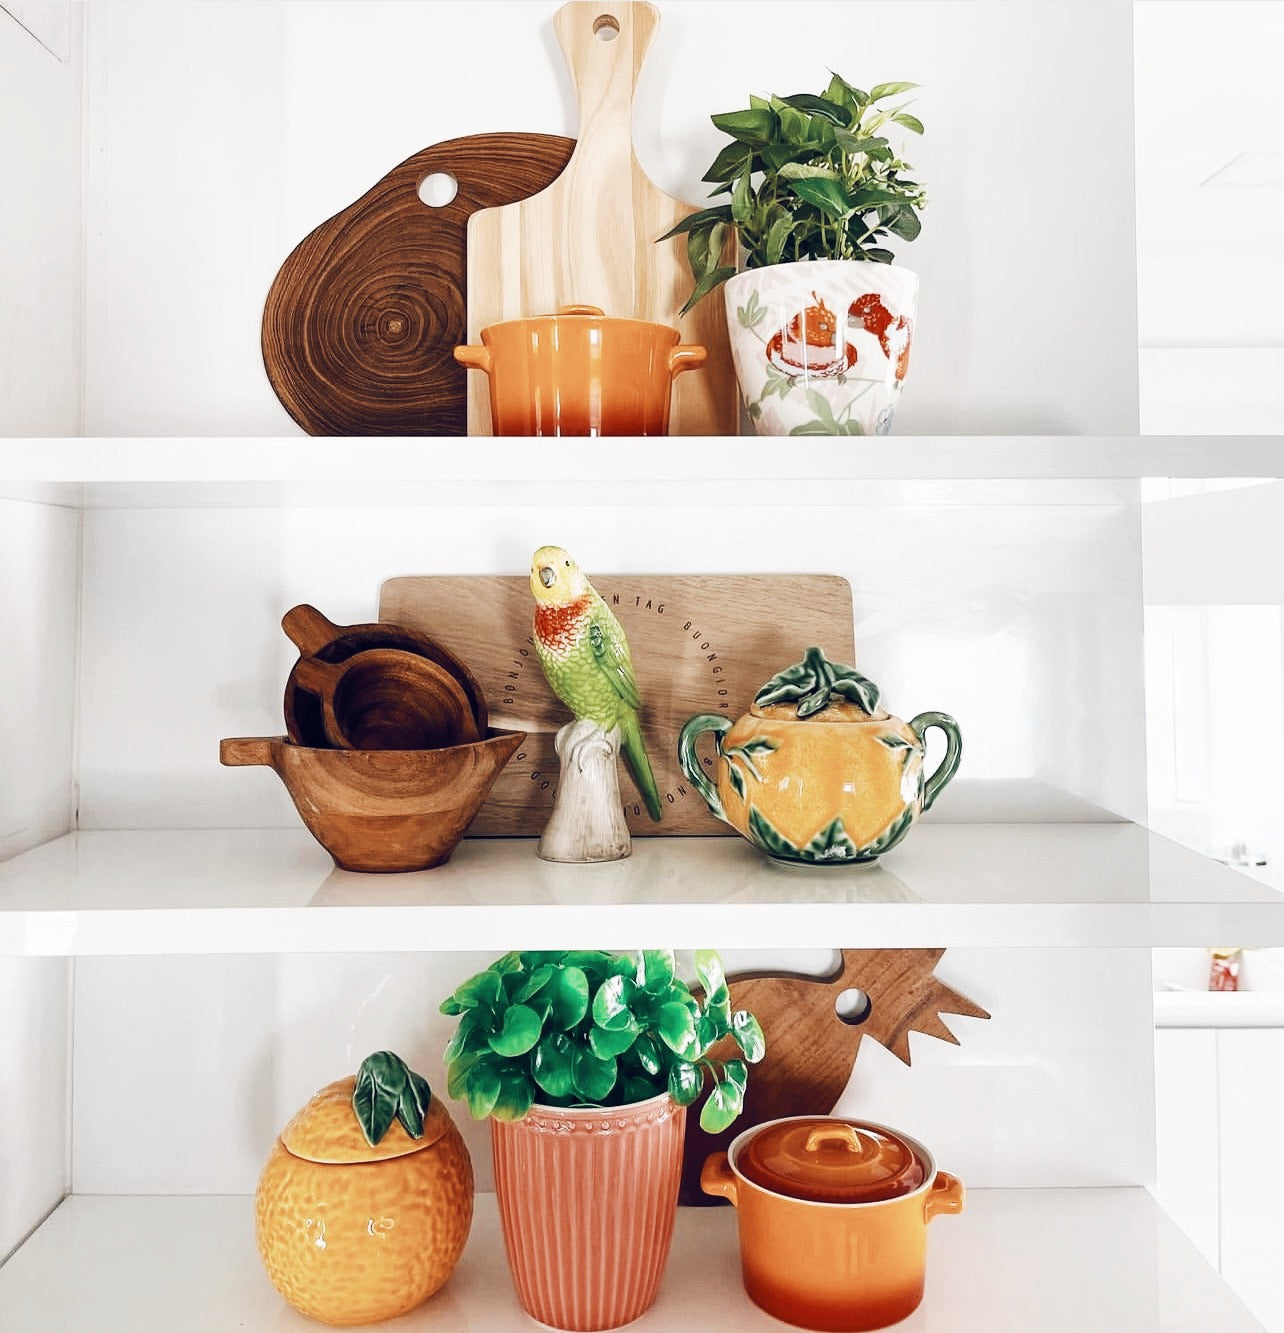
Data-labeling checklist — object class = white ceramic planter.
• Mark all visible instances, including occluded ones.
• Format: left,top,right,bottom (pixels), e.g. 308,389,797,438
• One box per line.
723,260,919,437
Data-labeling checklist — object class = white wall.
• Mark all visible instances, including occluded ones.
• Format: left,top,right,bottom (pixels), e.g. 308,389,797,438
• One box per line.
70,946,1155,1197
82,0,1139,436
0,4,82,435
0,497,79,1260
73,484,1146,832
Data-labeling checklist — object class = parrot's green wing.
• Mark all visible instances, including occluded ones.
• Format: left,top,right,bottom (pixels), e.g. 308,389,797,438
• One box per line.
588,604,642,710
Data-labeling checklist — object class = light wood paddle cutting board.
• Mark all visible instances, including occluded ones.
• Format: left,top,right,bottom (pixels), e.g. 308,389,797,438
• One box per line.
379,574,854,836
465,1,737,437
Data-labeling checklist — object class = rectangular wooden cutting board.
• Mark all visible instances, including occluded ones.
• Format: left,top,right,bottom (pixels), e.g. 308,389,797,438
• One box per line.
379,574,855,836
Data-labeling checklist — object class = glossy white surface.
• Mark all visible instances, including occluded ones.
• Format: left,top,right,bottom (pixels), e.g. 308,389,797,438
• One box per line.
0,1190,1265,1332
1,824,1282,955
0,438,1281,502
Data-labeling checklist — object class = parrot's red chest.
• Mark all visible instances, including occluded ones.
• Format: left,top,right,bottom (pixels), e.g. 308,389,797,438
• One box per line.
535,595,592,655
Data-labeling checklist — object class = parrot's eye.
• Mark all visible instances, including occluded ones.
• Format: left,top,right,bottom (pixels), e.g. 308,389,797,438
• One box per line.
539,566,556,588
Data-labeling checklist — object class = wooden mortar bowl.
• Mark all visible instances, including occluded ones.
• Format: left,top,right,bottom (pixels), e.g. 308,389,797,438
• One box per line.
292,648,480,751
220,730,524,872
282,604,487,748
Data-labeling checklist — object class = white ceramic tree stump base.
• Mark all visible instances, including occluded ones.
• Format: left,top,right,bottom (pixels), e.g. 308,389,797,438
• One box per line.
537,720,631,864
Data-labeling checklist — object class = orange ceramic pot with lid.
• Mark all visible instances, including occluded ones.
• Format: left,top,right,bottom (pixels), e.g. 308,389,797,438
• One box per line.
454,304,706,436
701,1116,963,1332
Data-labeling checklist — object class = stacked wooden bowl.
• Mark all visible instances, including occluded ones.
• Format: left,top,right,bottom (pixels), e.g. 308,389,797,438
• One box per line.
220,605,524,872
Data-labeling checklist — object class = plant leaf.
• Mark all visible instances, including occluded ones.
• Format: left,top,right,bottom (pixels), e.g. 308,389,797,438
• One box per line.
711,106,777,146
869,81,919,101
592,973,638,1029
699,1079,744,1134
668,1061,703,1106
464,1063,502,1120
891,111,924,134
694,949,727,1002
731,1011,767,1062
636,949,676,994
487,1003,542,1057
722,1058,750,1092
657,1000,698,1057
491,1070,534,1122
700,140,754,184
632,1032,663,1076
788,176,855,220
590,1017,641,1059
571,1047,618,1102
546,965,590,1030
779,92,852,127
531,1033,576,1099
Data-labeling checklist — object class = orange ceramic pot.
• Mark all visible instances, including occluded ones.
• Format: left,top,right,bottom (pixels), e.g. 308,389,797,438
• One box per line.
255,1075,474,1326
454,304,706,436
491,1093,686,1331
702,1117,963,1332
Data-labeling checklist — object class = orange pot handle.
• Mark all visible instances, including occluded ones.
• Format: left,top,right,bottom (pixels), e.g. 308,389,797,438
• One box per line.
667,344,707,376
700,1152,740,1207
453,344,493,373
924,1170,964,1222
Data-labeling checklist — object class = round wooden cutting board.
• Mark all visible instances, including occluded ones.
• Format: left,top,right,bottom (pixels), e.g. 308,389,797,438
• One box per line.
262,133,575,436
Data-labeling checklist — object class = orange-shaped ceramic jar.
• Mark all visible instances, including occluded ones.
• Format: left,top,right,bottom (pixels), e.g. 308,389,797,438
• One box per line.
679,647,960,863
702,1117,963,1332
453,304,705,436
255,1067,473,1326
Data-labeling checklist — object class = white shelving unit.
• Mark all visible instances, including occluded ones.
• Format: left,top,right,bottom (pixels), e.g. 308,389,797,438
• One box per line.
4,2,1283,1330
0,1191,1265,1333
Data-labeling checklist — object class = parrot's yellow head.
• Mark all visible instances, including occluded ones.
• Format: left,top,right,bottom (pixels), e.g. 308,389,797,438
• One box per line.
531,545,590,607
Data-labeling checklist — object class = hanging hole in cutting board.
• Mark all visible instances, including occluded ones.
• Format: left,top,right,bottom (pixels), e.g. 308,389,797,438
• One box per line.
417,172,459,208
593,14,620,39
834,988,872,1026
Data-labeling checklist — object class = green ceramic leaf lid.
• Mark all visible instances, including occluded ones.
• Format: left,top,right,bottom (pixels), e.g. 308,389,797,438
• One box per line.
752,647,888,721
281,1052,447,1164
738,1118,926,1203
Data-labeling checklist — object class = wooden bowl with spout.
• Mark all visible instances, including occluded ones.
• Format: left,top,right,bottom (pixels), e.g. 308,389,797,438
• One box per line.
219,730,524,872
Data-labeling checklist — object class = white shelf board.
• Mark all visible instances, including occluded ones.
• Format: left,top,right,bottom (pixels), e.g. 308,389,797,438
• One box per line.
1155,990,1284,1028
0,437,1281,509
2,823,1283,956
0,1189,1264,1332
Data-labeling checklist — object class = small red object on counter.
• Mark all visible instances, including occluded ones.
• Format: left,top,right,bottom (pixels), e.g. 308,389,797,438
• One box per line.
1209,947,1242,992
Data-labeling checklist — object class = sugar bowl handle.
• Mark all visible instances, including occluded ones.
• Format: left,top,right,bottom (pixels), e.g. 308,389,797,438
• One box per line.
677,714,732,823
907,711,962,813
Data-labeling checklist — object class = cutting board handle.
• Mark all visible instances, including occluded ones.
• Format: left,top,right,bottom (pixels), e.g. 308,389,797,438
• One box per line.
554,1,659,169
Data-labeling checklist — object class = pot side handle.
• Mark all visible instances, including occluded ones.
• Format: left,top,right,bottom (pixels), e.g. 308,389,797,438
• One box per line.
677,714,732,822
907,711,962,814
700,1152,740,1207
667,344,708,376
452,344,492,374
924,1170,965,1222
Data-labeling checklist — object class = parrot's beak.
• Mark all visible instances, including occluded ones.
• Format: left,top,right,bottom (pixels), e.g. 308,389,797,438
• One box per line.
538,565,556,588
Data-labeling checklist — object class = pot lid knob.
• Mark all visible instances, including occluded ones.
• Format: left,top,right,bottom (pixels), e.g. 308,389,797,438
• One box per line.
738,1117,926,1204
556,304,605,317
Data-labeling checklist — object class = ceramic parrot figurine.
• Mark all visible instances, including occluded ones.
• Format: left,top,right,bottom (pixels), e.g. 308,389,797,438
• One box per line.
529,545,662,822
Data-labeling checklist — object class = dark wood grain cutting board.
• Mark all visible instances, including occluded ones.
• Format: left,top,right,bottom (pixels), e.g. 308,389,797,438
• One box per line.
263,133,574,436
378,573,855,836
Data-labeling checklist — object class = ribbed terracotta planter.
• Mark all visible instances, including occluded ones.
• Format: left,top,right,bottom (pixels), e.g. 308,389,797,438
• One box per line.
491,1094,685,1331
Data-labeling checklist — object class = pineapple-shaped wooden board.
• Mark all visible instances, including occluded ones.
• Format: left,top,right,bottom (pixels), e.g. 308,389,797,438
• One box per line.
680,948,990,1203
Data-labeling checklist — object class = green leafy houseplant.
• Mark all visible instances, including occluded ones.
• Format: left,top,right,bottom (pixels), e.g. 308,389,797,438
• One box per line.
663,73,927,312
440,948,765,1133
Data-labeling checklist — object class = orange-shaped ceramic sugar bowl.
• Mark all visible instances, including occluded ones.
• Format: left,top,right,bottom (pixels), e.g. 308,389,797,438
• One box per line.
678,647,960,864
255,1052,473,1326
